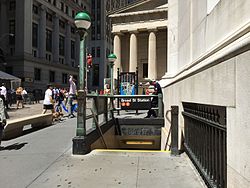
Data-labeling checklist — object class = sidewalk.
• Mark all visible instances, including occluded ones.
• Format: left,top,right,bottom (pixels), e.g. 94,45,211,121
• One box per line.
6,102,44,120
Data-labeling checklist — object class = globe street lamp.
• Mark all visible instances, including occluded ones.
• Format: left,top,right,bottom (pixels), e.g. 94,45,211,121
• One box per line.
73,11,91,155
108,53,117,95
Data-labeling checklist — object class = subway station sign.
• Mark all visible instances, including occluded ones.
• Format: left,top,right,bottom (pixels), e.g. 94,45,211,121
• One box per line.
120,97,152,110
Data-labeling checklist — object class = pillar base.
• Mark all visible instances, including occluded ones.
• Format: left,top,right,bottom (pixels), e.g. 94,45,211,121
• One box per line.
72,136,90,155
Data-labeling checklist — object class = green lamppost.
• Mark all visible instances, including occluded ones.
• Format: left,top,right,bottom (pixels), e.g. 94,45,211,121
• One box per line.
108,53,117,95
73,11,91,155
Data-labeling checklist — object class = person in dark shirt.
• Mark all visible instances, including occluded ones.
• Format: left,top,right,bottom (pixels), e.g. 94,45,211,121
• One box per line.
145,80,162,118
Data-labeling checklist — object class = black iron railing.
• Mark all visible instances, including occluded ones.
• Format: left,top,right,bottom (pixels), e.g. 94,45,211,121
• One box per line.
182,102,226,188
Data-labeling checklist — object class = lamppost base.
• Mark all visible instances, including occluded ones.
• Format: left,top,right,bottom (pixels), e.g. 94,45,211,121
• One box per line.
72,136,90,155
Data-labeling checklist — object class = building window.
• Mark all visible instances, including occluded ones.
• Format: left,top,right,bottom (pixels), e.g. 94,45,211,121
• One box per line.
91,25,95,40
34,68,41,81
47,0,51,3
46,29,52,52
92,64,99,86
60,2,64,11
59,20,65,29
46,12,52,22
143,63,148,78
49,71,55,82
71,41,75,59
46,53,51,61
91,47,95,57
59,35,65,56
32,23,38,48
71,27,75,34
97,24,101,40
9,20,15,45
65,5,69,14
32,49,37,57
62,73,68,84
53,0,56,6
59,57,64,64
9,1,16,11
33,5,38,14
72,10,75,18
97,47,100,57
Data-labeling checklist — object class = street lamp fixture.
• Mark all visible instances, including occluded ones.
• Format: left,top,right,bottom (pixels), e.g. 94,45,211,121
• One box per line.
73,11,91,155
108,53,117,95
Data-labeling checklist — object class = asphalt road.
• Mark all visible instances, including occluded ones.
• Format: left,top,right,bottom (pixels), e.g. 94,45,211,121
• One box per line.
0,117,76,188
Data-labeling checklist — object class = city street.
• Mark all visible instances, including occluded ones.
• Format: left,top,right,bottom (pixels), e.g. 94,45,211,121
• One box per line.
0,115,76,188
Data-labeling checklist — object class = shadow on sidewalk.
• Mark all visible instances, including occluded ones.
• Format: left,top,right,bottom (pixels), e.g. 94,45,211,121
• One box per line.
0,142,28,151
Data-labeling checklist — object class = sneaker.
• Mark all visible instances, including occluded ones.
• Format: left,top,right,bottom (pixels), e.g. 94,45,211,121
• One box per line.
69,114,76,118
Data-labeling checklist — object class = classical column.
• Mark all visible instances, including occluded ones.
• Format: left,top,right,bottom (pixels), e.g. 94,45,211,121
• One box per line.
39,5,46,59
129,33,137,72
113,34,121,79
148,31,157,80
52,14,59,63
65,22,71,65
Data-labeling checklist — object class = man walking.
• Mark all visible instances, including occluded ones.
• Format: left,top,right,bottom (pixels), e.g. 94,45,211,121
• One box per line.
68,75,77,118
0,97,6,148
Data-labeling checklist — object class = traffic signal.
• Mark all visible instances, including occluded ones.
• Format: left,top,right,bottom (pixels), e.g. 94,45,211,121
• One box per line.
87,53,92,69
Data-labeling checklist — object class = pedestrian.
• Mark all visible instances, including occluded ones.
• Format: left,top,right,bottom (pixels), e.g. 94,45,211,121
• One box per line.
22,88,28,104
42,84,55,114
0,83,8,109
145,80,162,118
16,86,24,109
0,97,6,148
68,75,77,118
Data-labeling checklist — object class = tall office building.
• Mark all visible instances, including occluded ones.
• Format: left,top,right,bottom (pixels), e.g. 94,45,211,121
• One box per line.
0,0,90,91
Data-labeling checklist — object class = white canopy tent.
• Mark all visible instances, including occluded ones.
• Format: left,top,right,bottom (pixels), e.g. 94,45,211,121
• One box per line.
0,71,21,90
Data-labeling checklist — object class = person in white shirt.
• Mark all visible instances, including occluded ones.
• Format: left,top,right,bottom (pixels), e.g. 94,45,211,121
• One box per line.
42,84,55,114
68,75,77,118
0,97,6,147
0,83,7,109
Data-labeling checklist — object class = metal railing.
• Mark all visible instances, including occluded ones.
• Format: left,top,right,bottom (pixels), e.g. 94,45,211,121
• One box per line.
182,102,227,188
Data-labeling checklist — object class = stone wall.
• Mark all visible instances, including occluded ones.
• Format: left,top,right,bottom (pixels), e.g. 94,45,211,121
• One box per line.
162,0,250,187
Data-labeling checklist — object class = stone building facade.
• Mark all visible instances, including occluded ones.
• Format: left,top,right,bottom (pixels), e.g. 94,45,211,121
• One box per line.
0,0,90,91
160,0,250,187
109,0,167,85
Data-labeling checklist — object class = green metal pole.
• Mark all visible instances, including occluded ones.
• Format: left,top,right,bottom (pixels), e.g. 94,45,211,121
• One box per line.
110,62,114,95
76,31,86,136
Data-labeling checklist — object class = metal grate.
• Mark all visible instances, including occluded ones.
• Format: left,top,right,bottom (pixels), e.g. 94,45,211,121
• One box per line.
182,102,227,188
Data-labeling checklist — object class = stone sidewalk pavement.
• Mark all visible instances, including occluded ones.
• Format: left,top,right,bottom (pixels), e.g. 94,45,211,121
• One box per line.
6,102,44,120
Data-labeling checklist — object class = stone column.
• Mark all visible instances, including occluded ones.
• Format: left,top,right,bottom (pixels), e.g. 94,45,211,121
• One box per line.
129,33,137,72
65,22,71,65
52,14,59,63
39,5,46,59
148,31,157,80
113,34,121,79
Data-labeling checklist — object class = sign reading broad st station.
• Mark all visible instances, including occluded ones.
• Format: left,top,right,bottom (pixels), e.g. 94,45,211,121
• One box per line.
120,97,151,110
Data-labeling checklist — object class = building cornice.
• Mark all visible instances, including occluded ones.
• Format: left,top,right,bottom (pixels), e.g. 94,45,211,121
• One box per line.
160,21,250,88
109,7,168,18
